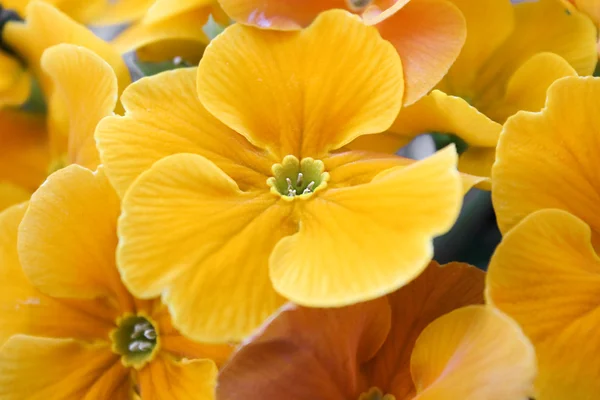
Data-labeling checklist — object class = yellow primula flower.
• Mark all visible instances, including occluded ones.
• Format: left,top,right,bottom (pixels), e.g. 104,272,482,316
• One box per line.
218,262,536,400
96,10,463,342
0,165,232,399
351,0,598,188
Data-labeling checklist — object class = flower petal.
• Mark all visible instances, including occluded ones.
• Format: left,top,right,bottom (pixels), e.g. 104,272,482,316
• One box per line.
487,209,600,399
118,153,294,342
196,9,403,159
18,165,133,311
410,306,536,399
0,336,130,400
363,261,485,398
376,0,466,105
143,0,215,23
138,356,217,400
270,146,462,306
492,76,600,236
0,203,118,345
217,299,391,400
96,67,271,198
0,183,30,211
90,0,155,25
42,44,118,170
0,51,31,107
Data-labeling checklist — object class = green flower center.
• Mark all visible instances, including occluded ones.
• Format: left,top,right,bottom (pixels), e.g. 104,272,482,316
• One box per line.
267,155,329,199
111,315,159,369
358,387,396,400
346,0,373,11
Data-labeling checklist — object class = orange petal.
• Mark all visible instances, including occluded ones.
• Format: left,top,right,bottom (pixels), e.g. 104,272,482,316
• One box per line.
118,153,293,342
410,306,536,399
138,355,217,400
196,9,403,159
18,166,133,311
0,203,118,345
95,67,271,198
376,0,466,105
492,76,600,237
41,44,118,170
487,209,600,399
364,261,485,399
270,146,462,307
0,336,130,400
217,299,391,400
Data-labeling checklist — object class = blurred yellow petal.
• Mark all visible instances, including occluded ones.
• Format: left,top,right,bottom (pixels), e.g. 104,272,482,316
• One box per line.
18,166,133,311
196,10,403,159
376,0,466,105
410,306,536,399
487,209,600,399
96,67,271,198
0,51,31,107
42,44,118,170
90,0,155,25
0,183,30,210
0,204,118,345
270,146,462,306
0,336,130,400
568,0,600,26
119,153,293,342
492,76,600,236
139,356,217,400
144,0,214,23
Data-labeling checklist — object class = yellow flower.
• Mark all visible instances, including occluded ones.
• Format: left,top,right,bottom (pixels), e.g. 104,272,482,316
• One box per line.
96,10,463,342
113,0,229,65
563,0,600,56
0,165,232,398
218,262,536,400
352,0,597,188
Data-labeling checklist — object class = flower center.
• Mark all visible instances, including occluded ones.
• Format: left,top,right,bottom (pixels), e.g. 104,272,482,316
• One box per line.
346,0,373,11
267,155,329,199
358,387,396,400
110,314,159,369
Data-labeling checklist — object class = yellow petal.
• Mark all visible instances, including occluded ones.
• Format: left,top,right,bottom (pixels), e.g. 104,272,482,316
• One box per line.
376,0,466,105
42,44,118,170
492,76,600,237
96,67,271,198
0,51,31,107
144,0,215,23
0,336,130,400
118,153,293,342
487,209,600,399
410,306,536,399
196,9,403,159
217,299,391,400
0,203,118,345
270,146,462,307
90,0,155,25
569,0,600,26
18,165,133,311
0,183,30,210
4,2,130,102
139,356,217,400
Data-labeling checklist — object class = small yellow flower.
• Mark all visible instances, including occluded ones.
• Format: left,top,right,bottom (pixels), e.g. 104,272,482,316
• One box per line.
96,10,463,342
352,0,598,188
0,165,232,398
217,262,536,400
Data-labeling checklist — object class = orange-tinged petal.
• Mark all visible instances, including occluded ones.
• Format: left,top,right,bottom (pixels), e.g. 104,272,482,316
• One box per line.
42,44,118,170
118,153,294,342
96,67,271,198
0,203,118,345
569,0,600,26
0,109,48,193
4,1,130,101
410,306,536,400
138,355,217,400
218,0,345,29
0,51,31,107
376,0,466,105
485,52,578,123
364,262,485,399
0,336,130,400
197,10,403,159
487,209,600,399
18,165,133,312
492,76,600,236
217,299,391,400
270,146,462,307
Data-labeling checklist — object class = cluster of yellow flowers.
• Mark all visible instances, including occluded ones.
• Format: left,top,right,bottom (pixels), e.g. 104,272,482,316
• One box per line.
0,0,599,398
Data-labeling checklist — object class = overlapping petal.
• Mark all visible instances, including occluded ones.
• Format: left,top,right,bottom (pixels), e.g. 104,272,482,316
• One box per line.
487,209,600,399
270,147,462,306
196,9,403,159
0,51,31,107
